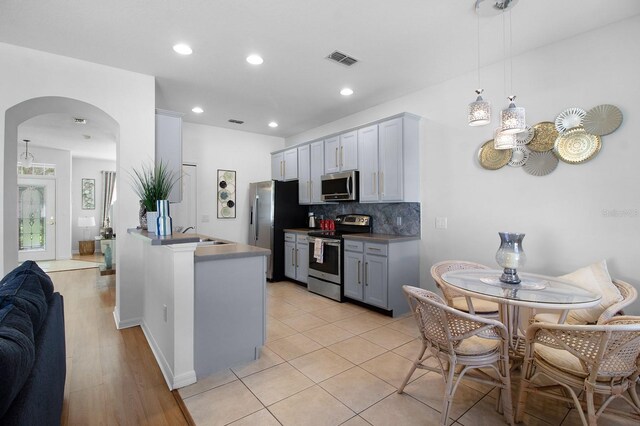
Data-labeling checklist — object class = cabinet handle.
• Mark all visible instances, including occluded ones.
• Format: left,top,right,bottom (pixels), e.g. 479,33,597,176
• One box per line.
292,248,295,266
295,248,299,267
357,260,361,284
308,181,311,199
335,147,338,167
373,172,377,194
369,247,381,252
380,171,384,195
340,146,344,167
364,262,368,286
281,160,284,178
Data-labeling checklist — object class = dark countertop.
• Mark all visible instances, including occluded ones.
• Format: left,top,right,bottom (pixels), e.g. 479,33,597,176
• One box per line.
127,228,270,261
281,228,420,243
283,228,317,234
342,233,421,243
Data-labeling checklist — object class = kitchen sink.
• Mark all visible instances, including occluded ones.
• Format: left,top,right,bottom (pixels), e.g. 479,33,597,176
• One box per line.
197,238,229,246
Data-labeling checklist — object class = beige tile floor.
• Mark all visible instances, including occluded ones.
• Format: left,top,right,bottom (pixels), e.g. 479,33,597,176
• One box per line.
179,281,640,426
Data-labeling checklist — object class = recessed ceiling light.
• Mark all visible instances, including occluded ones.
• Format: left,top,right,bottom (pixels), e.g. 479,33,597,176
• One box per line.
246,54,264,65
268,122,278,128
340,88,354,96
192,107,204,114
173,44,193,55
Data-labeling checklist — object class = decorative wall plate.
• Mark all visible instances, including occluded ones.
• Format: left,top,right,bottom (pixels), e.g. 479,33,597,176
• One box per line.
522,151,559,176
528,122,559,152
553,127,601,164
478,140,512,170
508,146,531,167
555,107,586,133
515,126,534,145
583,104,622,136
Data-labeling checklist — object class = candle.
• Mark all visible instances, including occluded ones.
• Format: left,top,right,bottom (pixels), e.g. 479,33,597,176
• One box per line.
503,252,519,269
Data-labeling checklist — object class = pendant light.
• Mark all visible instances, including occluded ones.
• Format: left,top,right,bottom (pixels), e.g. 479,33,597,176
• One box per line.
493,127,517,150
468,4,490,126
499,6,525,134
20,139,34,168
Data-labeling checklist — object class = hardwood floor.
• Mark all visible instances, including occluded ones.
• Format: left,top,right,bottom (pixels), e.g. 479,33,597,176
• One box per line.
51,267,189,425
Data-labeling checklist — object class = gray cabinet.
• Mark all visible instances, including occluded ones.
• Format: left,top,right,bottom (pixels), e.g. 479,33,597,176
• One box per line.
284,232,309,283
299,141,325,204
155,109,183,203
324,131,358,174
298,144,311,204
343,238,419,317
358,115,419,203
272,148,298,181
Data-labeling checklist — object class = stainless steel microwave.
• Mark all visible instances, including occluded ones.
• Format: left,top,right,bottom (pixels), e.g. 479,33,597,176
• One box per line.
321,170,358,201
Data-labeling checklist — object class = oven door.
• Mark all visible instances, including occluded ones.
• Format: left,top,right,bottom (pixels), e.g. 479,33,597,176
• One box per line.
308,238,341,284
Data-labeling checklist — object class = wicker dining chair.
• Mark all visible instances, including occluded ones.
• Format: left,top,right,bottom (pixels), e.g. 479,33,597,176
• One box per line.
533,279,638,325
516,316,640,426
431,260,499,318
398,286,513,426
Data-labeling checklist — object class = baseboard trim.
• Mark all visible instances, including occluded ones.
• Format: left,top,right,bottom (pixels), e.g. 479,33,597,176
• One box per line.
140,321,196,390
113,309,141,329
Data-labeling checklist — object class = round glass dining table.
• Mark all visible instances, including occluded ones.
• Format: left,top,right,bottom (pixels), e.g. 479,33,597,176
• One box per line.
441,269,602,355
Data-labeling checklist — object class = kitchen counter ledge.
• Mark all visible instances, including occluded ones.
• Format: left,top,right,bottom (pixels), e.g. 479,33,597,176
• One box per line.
127,228,270,261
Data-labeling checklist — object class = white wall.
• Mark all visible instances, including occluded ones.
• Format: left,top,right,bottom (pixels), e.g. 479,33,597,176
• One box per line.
17,145,72,259
182,122,284,243
0,42,155,326
286,16,640,314
71,157,116,251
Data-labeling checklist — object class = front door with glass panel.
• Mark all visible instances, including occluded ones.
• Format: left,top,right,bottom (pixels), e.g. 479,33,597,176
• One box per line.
18,178,56,261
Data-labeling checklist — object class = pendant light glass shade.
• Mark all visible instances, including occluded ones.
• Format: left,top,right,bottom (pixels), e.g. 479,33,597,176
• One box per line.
468,89,491,126
500,96,526,134
20,139,35,168
494,127,517,150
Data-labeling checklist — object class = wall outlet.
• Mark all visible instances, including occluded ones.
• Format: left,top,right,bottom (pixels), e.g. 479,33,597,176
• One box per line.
163,304,168,322
435,217,448,229
396,216,402,226
202,214,210,223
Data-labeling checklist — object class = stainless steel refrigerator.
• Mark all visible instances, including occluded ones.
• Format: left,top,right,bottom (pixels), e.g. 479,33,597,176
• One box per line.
249,180,307,281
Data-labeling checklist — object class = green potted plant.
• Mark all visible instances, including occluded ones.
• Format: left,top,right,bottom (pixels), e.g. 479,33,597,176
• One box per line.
129,160,179,232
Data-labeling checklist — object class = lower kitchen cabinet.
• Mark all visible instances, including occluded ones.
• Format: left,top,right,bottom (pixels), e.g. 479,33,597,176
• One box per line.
284,232,309,283
343,238,419,316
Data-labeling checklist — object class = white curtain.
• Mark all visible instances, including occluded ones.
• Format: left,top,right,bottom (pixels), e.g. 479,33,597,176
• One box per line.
101,171,116,228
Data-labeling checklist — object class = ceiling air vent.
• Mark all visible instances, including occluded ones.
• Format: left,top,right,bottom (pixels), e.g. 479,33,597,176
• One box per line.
326,50,358,67
228,119,244,124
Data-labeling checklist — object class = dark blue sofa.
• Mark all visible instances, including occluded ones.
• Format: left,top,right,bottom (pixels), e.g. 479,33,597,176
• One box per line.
0,261,66,426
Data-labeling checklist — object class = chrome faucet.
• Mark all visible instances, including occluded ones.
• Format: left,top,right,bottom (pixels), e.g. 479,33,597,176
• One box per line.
182,226,195,233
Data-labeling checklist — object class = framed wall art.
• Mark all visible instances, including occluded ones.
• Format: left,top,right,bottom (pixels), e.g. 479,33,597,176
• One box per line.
81,178,95,210
217,170,236,218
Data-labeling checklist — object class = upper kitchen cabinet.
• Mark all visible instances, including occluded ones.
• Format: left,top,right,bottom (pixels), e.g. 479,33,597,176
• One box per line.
271,148,298,181
358,114,420,203
155,109,184,203
324,131,358,174
298,144,311,204
298,140,325,204
309,141,324,203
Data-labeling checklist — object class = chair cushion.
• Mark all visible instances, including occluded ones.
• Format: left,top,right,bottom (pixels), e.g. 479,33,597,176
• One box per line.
558,260,622,324
535,344,628,380
533,312,583,325
455,335,500,355
0,272,48,334
0,304,36,418
451,297,499,314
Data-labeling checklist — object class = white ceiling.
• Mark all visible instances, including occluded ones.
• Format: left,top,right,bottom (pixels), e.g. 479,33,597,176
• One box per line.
2,0,640,141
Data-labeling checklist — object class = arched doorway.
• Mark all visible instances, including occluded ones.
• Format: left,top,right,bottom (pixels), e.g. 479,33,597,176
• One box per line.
4,96,119,269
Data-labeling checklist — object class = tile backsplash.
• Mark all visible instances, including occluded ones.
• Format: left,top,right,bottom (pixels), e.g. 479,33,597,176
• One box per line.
309,203,420,236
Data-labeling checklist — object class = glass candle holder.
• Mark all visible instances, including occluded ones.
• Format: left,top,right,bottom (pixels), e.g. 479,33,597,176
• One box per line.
495,232,526,284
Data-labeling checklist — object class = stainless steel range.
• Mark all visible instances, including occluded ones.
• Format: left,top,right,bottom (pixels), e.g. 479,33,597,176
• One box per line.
307,214,372,301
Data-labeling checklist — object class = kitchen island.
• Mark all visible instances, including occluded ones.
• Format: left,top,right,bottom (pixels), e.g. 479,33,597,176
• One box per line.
127,229,270,389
